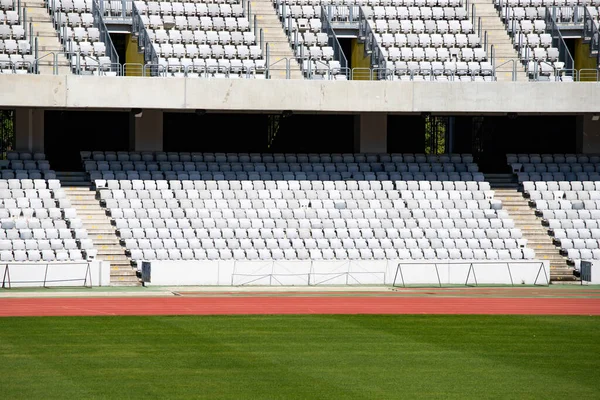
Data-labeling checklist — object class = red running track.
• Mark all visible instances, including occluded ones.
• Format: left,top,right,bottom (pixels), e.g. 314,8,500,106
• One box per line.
1,297,600,317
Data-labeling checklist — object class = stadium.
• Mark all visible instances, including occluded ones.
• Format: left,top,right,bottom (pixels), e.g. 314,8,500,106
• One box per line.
1,0,600,396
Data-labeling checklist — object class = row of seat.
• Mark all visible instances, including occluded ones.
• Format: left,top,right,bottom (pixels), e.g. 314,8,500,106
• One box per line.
96,179,491,191
513,163,600,173
546,218,600,229
275,0,465,6
50,0,94,13
90,171,487,181
0,188,65,198
513,32,552,48
81,151,475,163
0,249,90,262
84,161,480,172
141,15,250,30
128,247,535,260
552,229,600,240
562,249,600,262
137,1,245,16
509,154,600,164
112,215,514,229
533,199,600,210
53,11,94,27
121,237,527,251
107,206,506,222
100,189,494,202
153,43,262,59
150,29,256,44
539,209,600,220
384,48,486,63
368,4,469,19
506,18,546,33
0,39,31,55
528,190,600,201
116,225,522,240
0,230,90,243
0,10,18,24
516,172,600,182
377,32,479,48
0,160,52,170
0,24,25,39
368,17,471,33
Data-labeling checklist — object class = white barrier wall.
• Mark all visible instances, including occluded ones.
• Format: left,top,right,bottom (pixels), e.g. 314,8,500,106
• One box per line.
141,260,550,286
1,261,111,288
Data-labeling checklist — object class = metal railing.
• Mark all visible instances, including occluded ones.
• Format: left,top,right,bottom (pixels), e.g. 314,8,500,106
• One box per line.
131,0,159,75
583,6,600,66
322,5,348,78
545,7,575,71
358,5,387,79
92,0,120,69
98,0,132,21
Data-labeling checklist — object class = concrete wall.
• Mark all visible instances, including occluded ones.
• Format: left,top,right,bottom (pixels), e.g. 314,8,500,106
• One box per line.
0,261,110,288
578,114,600,153
2,75,600,113
15,108,44,152
132,109,163,151
354,113,387,152
141,260,550,286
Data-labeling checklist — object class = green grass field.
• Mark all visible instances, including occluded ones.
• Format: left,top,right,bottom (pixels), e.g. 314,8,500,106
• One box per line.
1,315,599,399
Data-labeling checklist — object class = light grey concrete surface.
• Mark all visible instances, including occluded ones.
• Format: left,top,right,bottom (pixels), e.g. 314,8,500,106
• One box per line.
1,75,600,113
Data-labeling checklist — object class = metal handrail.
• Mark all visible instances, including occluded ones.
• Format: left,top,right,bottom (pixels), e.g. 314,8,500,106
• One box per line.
131,1,159,75
33,51,56,75
494,59,516,82
266,56,290,79
583,6,600,66
322,5,348,72
358,5,387,79
578,68,600,82
92,0,120,67
545,7,575,71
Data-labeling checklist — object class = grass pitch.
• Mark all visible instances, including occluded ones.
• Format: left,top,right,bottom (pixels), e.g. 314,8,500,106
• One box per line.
1,315,599,399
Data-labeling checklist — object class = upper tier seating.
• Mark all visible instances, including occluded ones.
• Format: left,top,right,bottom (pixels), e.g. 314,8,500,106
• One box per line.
48,0,118,75
277,0,493,80
515,154,600,269
131,0,266,78
0,7,34,74
86,151,535,263
496,2,600,80
0,152,95,262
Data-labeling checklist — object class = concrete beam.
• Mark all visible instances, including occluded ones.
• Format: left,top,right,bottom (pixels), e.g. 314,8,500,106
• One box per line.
355,113,388,153
15,108,44,153
1,75,600,114
133,109,163,151
579,115,600,154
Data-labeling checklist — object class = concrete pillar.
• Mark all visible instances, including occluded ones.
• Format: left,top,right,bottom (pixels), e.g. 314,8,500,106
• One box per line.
131,109,163,152
577,115,600,154
354,113,387,153
15,108,44,153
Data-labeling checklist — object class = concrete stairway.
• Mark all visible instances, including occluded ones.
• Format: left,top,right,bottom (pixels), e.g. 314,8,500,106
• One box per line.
487,173,575,281
250,0,304,79
469,0,527,81
24,0,70,74
57,172,140,286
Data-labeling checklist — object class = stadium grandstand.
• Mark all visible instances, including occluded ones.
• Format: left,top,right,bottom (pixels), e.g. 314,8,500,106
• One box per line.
0,0,599,287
